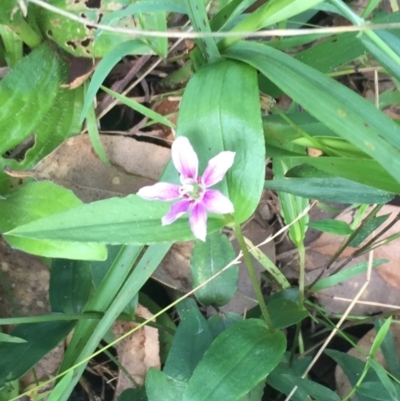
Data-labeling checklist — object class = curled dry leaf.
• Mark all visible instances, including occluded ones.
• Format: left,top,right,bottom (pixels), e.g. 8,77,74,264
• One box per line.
31,134,170,202
112,304,160,399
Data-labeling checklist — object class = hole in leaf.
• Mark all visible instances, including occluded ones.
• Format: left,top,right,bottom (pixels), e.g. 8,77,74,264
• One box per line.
85,0,101,8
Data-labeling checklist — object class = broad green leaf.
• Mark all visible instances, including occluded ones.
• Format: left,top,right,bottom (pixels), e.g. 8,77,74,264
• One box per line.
30,0,148,57
146,368,187,401
191,232,238,307
225,42,400,185
311,259,387,291
265,177,394,204
281,374,340,401
267,299,309,329
284,157,400,194
357,382,394,401
307,219,353,235
171,59,265,224
119,387,147,401
50,259,92,314
4,194,226,245
0,181,107,260
80,39,151,123
207,312,243,338
164,299,213,382
0,321,76,385
182,319,286,401
238,381,265,401
0,44,61,154
1,85,83,194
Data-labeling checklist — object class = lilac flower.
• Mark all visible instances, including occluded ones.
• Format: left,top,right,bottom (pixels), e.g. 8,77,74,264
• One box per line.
137,136,235,241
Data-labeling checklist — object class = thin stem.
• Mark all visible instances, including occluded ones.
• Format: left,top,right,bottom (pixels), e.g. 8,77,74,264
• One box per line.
234,224,275,331
298,243,306,306
330,0,364,25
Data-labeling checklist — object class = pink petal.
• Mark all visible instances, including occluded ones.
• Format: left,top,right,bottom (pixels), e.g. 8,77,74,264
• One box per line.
202,151,235,187
189,203,207,241
201,189,234,215
137,182,181,201
172,137,198,180
162,199,192,225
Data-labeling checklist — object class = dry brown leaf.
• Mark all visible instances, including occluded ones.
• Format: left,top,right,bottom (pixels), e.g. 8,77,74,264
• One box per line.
31,134,170,202
112,304,160,399
306,205,400,315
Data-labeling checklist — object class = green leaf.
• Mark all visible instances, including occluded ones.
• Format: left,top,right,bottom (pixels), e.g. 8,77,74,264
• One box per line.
191,232,238,307
172,59,265,224
207,312,243,338
4,194,226,245
265,176,393,204
0,44,61,155
370,360,398,400
311,259,387,291
164,299,213,382
0,333,27,344
357,382,395,401
284,157,400,194
185,0,219,64
182,319,286,401
80,39,151,123
307,219,353,235
50,259,92,314
101,85,175,129
281,374,340,401
0,181,107,260
267,299,309,329
146,368,187,401
47,371,74,401
349,215,391,247
0,321,76,385
360,30,400,82
225,41,400,186
375,319,400,379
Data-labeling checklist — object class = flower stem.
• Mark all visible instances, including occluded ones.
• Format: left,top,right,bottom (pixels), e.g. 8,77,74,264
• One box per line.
234,223,275,331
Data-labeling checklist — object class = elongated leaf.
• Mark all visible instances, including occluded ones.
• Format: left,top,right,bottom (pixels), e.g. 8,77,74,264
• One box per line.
0,333,26,344
0,43,61,154
268,299,309,329
191,232,238,307
357,382,394,401
360,30,400,82
0,181,107,260
50,259,92,314
164,299,213,382
285,157,400,194
146,368,187,401
349,215,391,247
182,319,286,401
169,59,265,224
307,219,353,235
0,321,76,385
207,313,243,338
311,259,387,291
80,39,151,123
4,194,226,245
225,42,400,185
47,371,74,401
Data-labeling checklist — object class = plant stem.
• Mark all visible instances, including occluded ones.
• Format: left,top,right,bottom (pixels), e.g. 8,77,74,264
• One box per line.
234,224,275,331
298,242,305,307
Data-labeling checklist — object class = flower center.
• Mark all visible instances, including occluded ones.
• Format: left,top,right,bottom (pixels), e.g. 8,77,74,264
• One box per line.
179,178,205,201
